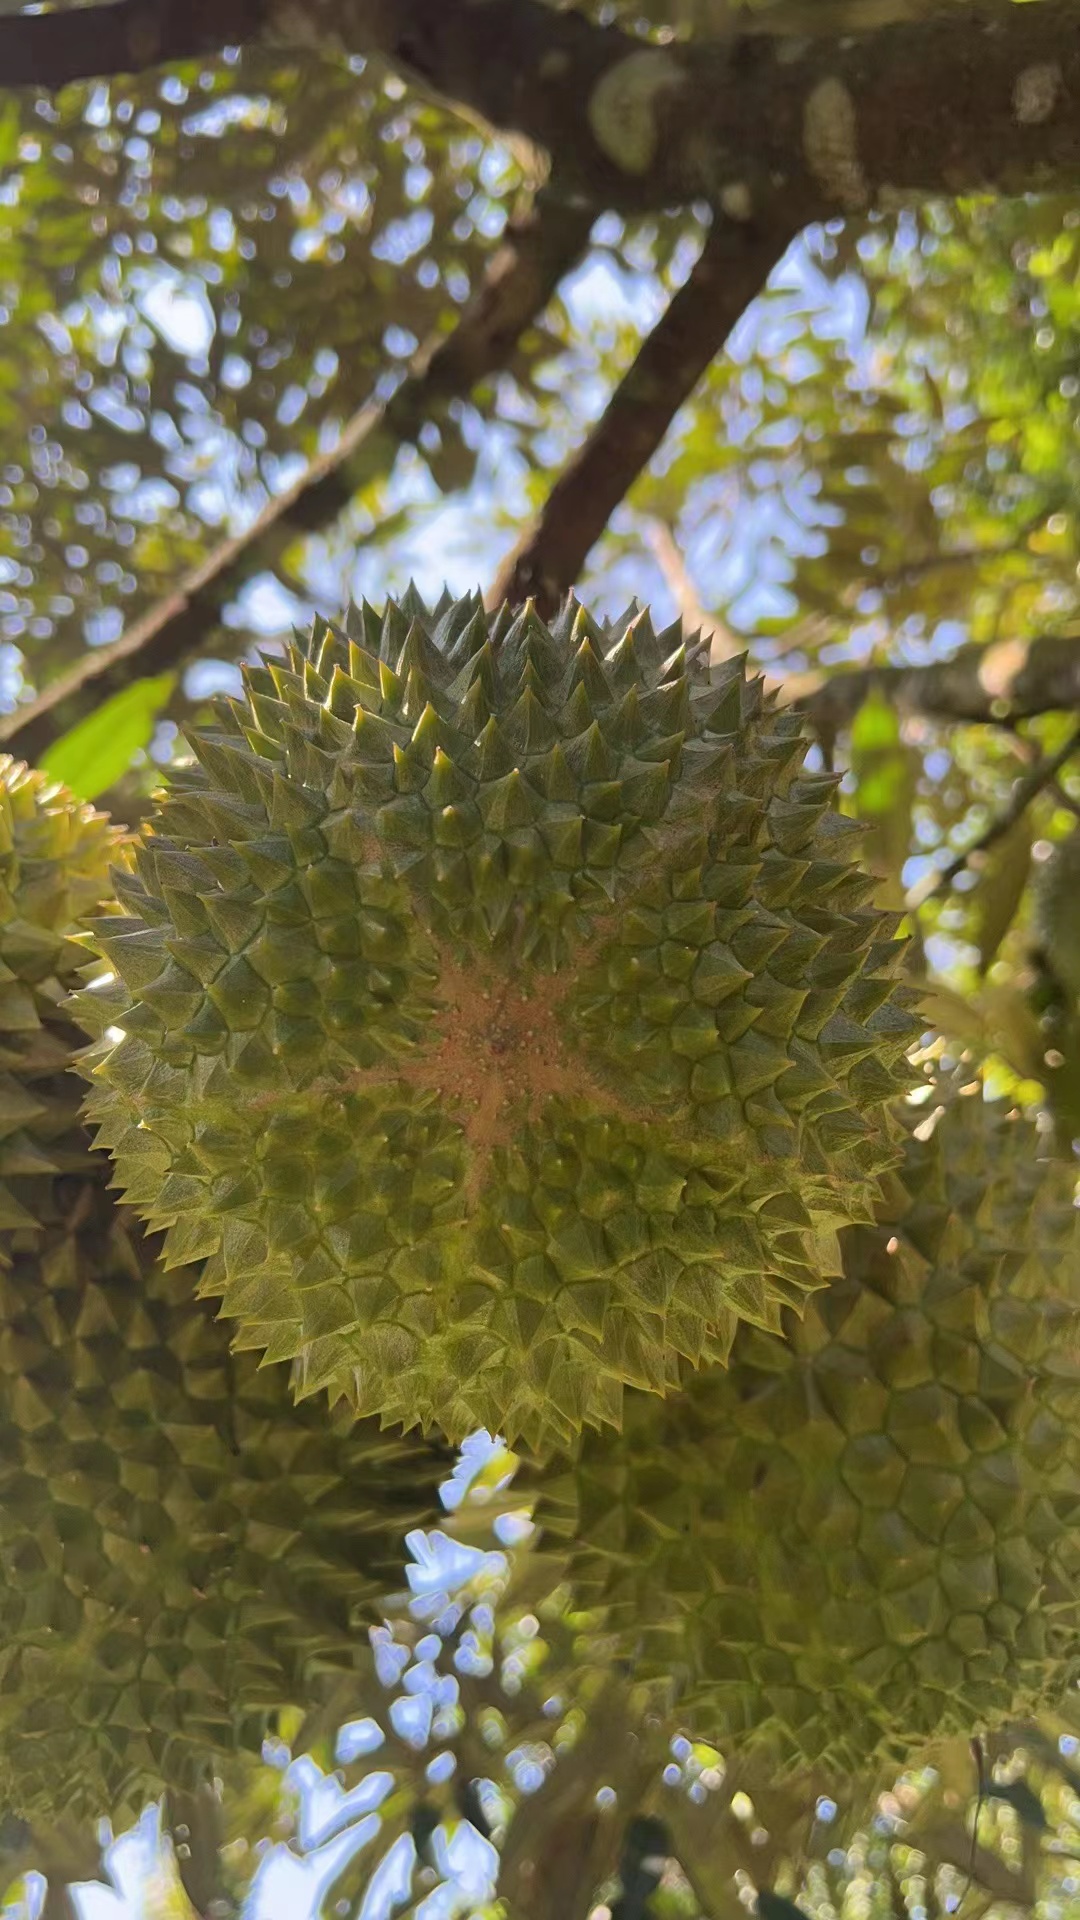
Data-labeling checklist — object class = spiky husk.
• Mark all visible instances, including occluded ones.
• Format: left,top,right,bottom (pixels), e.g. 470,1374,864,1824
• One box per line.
0,757,122,1249
74,590,916,1451
0,1175,449,1826
530,1091,1080,1772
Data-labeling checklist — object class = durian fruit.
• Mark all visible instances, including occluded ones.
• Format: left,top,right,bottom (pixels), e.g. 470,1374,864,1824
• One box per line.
0,1173,450,1827
74,589,916,1452
530,1089,1080,1774
0,754,447,1827
0,756,122,1247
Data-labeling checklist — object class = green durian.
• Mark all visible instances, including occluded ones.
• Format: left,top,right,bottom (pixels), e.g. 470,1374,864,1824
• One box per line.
0,1174,449,1826
74,589,916,1452
530,1088,1080,1773
0,756,122,1246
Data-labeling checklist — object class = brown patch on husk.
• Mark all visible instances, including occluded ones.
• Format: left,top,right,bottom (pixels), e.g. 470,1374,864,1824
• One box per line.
318,940,669,1206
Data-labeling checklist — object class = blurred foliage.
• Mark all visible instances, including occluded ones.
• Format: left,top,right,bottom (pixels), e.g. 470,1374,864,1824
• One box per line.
0,43,706,729
0,51,478,669
585,192,1080,1139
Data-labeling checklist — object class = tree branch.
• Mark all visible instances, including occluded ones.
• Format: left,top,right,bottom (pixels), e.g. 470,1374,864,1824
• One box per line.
490,213,798,614
496,1685,658,1920
907,722,1080,907
315,0,1080,216
14,0,1080,227
797,630,1080,731
646,518,748,665
40,1885,79,1920
164,1785,230,1920
912,1818,1035,1907
0,194,591,766
0,0,266,84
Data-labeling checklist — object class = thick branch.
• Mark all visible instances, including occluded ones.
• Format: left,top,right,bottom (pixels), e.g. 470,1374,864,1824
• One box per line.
0,196,590,766
798,630,1080,731
0,0,265,84
14,0,1080,225
490,214,798,614
319,0,1080,215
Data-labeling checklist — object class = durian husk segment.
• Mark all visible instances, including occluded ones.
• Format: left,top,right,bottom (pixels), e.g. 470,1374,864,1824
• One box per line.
74,589,917,1454
531,1092,1080,1774
0,1175,449,1827
0,756,123,1249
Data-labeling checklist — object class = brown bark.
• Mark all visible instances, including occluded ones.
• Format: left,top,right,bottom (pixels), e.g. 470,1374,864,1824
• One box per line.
0,194,590,766
496,1686,660,1920
9,0,1080,759
491,211,802,614
285,0,1080,216
165,1784,231,1920
913,1817,1036,1905
12,0,1080,226
798,629,1080,732
40,1884,79,1920
0,0,266,84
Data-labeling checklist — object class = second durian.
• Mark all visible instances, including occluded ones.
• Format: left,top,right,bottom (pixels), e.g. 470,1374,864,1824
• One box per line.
0,755,121,1245
0,760,448,1827
0,1175,449,1827
530,1088,1080,1773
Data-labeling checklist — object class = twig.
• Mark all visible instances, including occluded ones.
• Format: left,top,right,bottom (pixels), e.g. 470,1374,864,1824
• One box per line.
955,1737,987,1916
165,1785,232,1920
496,1683,659,1920
0,195,590,767
645,519,743,664
489,212,800,614
912,1816,1035,1907
906,723,1080,909
1050,777,1080,819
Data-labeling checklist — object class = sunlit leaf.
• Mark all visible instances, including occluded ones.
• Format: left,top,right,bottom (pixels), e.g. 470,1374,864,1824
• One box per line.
848,692,917,903
40,672,176,799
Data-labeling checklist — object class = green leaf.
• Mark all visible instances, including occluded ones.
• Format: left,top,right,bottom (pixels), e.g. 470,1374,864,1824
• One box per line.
849,693,916,904
40,672,176,800
915,985,986,1049
850,692,899,755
